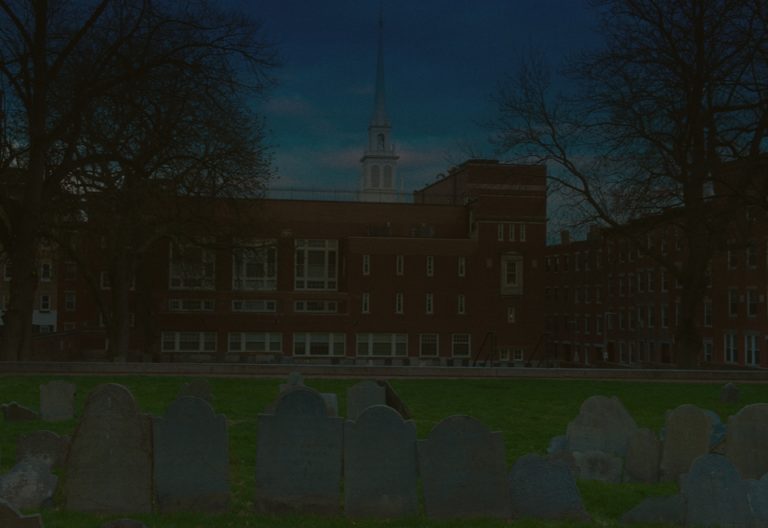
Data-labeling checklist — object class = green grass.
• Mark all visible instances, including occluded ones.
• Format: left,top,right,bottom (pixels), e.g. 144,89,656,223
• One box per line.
1,375,766,527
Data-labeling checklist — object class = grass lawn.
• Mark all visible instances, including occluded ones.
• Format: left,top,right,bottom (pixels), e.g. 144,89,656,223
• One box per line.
0,374,766,527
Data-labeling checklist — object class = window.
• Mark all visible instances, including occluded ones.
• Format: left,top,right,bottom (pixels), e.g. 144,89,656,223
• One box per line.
39,295,51,312
647,306,655,328
361,293,370,314
426,256,434,277
64,291,76,311
295,239,337,290
725,333,738,363
64,261,77,281
500,254,523,294
293,332,345,356
457,294,466,315
661,271,669,292
596,316,603,335
2,261,11,280
425,293,434,314
231,299,276,312
40,260,52,282
162,332,217,353
356,333,407,356
294,300,338,313
100,271,111,290
729,289,739,317
232,242,277,291
457,256,466,277
497,224,504,241
747,243,757,268
228,332,281,354
508,223,516,241
584,316,590,334
519,224,526,242
395,292,404,314
703,340,713,363
396,255,404,276
747,289,759,317
507,306,516,323
661,305,669,328
745,334,760,366
513,348,525,362
451,334,471,357
169,242,215,290
362,254,370,276
647,270,655,292
419,334,439,356
170,299,215,312
703,301,712,327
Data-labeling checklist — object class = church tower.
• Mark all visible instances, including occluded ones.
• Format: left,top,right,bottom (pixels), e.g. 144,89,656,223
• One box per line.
359,5,399,202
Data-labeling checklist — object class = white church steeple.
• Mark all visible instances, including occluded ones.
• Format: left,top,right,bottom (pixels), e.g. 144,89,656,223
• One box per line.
360,4,399,202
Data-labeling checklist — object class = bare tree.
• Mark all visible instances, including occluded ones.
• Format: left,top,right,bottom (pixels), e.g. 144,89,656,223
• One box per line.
0,0,276,360
493,0,768,367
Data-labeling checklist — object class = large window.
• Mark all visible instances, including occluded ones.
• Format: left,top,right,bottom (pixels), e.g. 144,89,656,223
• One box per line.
356,333,407,357
745,334,760,366
729,288,739,317
747,289,759,318
500,254,523,294
162,332,216,353
419,334,438,356
169,242,215,290
452,334,471,357
293,332,345,356
231,299,276,312
169,299,215,312
232,242,277,291
294,300,338,313
725,333,738,363
228,332,281,354
295,240,338,290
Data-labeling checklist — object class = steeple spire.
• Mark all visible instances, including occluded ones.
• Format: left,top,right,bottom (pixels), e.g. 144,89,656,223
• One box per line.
372,3,389,126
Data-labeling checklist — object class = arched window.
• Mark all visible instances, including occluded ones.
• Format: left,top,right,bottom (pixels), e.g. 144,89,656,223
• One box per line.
383,165,393,188
377,133,386,150
370,165,380,187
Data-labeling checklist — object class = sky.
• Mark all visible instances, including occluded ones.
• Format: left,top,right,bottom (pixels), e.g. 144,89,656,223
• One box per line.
242,0,603,195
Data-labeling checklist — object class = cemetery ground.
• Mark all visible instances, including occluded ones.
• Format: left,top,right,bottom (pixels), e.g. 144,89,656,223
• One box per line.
1,375,765,528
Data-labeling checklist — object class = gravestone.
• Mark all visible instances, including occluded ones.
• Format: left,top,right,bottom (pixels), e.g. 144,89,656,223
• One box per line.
681,454,753,528
344,405,418,518
0,499,43,528
64,383,152,514
177,379,213,403
346,380,386,420
154,396,230,513
254,387,343,515
418,415,510,519
2,402,39,421
321,392,339,416
659,404,712,482
748,474,768,524
704,409,726,450
278,371,304,392
571,450,623,483
726,403,768,479
380,380,411,419
16,430,69,469
547,435,568,455
0,459,58,510
623,428,661,483
565,395,638,456
39,380,76,422
619,494,685,525
720,382,740,404
509,453,590,521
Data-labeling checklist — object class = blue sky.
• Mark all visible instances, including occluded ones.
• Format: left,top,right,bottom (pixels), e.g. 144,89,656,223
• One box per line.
244,1,602,193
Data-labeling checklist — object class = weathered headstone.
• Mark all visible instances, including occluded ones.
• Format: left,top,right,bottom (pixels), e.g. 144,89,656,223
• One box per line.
571,450,623,483
720,382,740,404
344,405,417,518
346,380,386,420
1,402,39,422
0,499,43,528
726,403,768,479
64,383,152,514
39,380,76,422
565,395,638,456
418,415,510,519
509,453,590,521
659,404,712,482
681,454,753,528
254,387,343,515
177,379,213,403
278,371,304,392
619,494,685,525
0,459,58,510
623,428,661,483
154,396,230,513
16,430,69,470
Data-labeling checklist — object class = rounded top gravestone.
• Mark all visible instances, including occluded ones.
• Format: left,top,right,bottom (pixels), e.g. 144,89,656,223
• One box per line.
565,395,638,456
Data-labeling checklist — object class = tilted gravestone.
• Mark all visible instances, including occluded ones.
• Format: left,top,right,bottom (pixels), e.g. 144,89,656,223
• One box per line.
418,415,510,519
681,454,753,528
39,380,76,422
16,430,69,470
254,387,343,515
154,396,230,513
64,383,152,514
623,428,661,484
0,459,58,510
659,404,713,482
0,498,43,528
509,453,590,521
619,494,685,525
1,402,39,422
344,405,417,518
726,403,768,479
346,380,386,421
565,395,638,456
177,379,213,403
